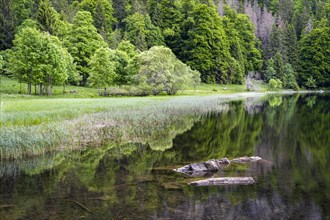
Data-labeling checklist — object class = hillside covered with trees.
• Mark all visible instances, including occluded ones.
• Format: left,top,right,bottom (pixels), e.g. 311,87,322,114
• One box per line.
0,0,329,95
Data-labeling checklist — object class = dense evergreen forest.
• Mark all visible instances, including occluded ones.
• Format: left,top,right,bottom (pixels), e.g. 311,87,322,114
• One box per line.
0,0,329,95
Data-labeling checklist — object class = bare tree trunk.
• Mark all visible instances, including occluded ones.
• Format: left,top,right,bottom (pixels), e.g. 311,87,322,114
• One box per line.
48,75,52,96
39,84,42,96
27,82,31,95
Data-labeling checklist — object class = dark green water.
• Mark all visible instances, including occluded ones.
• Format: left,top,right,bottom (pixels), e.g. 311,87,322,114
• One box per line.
1,94,329,219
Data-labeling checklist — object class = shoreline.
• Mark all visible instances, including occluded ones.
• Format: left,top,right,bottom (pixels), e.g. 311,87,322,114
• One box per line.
0,91,326,160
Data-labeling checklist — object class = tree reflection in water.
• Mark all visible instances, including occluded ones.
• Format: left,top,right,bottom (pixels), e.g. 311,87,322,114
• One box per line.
0,94,329,219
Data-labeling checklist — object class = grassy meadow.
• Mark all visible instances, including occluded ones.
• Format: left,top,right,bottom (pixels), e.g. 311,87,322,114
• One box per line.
0,75,268,159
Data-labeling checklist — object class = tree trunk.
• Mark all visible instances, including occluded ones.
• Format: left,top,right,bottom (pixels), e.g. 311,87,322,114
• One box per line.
48,75,52,96
39,84,42,96
27,82,31,95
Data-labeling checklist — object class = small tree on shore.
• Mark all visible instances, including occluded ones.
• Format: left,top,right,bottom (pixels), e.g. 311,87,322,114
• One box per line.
132,46,200,95
88,47,117,94
9,24,75,95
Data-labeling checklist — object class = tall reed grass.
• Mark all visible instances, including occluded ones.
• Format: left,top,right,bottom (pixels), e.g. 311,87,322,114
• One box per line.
0,94,266,159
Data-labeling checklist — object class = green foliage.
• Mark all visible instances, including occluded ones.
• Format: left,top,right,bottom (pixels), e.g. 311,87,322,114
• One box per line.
264,53,298,89
124,12,148,51
1,0,330,89
0,54,3,70
79,0,116,41
283,63,299,90
36,0,67,37
145,15,165,48
298,26,330,88
8,25,75,95
266,24,284,59
284,24,298,66
132,46,200,95
264,61,276,82
0,0,15,49
124,12,164,51
64,11,107,85
89,47,117,91
115,40,139,84
268,78,283,90
222,6,262,81
180,4,232,84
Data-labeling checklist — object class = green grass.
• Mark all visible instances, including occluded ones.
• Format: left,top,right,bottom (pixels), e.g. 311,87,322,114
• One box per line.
1,94,267,160
1,75,268,98
0,75,99,98
0,74,270,159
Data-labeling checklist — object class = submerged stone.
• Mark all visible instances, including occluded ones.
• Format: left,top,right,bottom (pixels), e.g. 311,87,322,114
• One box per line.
174,158,230,175
174,156,261,176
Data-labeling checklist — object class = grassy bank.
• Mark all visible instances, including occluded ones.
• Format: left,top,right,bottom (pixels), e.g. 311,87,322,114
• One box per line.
0,75,269,159
0,93,269,159
0,75,268,98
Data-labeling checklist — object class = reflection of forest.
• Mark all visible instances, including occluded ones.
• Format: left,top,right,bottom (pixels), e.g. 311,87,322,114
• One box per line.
0,94,329,219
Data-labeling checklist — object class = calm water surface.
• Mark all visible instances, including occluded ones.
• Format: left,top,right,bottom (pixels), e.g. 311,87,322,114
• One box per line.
0,94,329,219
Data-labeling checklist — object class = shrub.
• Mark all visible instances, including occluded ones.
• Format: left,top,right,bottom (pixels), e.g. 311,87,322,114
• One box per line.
268,78,283,90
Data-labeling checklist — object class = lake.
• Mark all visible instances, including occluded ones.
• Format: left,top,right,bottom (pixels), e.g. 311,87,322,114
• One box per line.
0,93,329,219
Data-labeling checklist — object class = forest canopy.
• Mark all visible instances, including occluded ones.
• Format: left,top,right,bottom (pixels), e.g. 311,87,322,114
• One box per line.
0,0,329,95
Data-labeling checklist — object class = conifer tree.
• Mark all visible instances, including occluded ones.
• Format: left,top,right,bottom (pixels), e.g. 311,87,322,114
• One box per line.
298,26,330,88
79,0,115,41
124,12,148,51
180,4,232,83
36,0,68,38
124,12,164,51
284,23,298,67
266,23,284,59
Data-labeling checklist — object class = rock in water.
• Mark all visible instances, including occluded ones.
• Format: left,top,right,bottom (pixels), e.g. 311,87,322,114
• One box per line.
174,158,230,174
188,177,255,186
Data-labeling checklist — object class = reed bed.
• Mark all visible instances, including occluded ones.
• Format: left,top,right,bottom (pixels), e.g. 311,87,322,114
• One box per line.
0,94,266,159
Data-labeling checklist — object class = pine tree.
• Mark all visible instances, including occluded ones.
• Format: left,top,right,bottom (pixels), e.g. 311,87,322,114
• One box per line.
266,23,284,59
298,26,330,88
79,0,116,41
36,0,67,37
123,12,148,51
0,0,15,49
284,23,298,67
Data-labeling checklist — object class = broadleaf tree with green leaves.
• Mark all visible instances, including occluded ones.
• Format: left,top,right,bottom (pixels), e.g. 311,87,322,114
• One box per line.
9,24,76,95
132,46,200,95
64,10,107,85
88,47,118,94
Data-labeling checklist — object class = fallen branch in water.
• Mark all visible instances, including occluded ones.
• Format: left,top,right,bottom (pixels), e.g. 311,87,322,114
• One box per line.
230,156,262,163
69,200,92,213
0,204,14,209
188,177,255,186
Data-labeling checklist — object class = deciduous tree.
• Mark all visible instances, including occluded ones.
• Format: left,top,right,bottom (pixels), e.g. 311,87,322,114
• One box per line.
65,11,107,85
132,46,200,95
89,47,117,93
9,25,75,95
